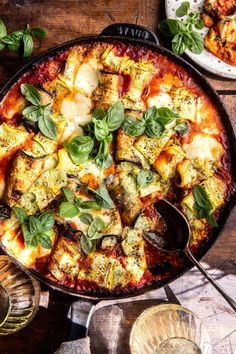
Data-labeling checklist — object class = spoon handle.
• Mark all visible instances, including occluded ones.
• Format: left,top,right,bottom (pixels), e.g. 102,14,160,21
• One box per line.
184,248,236,312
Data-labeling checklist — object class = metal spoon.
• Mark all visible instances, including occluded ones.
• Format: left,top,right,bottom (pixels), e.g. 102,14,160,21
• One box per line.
143,199,236,312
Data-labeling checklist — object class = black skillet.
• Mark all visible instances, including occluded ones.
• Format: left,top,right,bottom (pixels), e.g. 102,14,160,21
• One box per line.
0,24,236,335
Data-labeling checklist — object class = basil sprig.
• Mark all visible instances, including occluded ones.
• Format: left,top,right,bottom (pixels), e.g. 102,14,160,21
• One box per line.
0,21,47,58
174,121,189,135
158,1,204,55
92,102,124,169
21,84,57,139
13,207,55,249
59,188,100,219
122,106,179,138
137,170,153,188
193,185,218,227
65,136,94,165
87,186,115,209
80,216,106,254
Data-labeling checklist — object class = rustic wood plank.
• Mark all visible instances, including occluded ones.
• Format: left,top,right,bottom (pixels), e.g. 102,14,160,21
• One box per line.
0,0,236,91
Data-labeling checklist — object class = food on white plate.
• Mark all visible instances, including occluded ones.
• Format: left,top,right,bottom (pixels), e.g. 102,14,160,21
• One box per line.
203,0,236,65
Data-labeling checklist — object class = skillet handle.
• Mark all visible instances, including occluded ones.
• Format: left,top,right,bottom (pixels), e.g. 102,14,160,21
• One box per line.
100,23,159,45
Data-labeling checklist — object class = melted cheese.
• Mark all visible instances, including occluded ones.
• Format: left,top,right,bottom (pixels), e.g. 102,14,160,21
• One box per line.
74,58,100,96
61,93,92,123
183,133,224,161
147,93,173,109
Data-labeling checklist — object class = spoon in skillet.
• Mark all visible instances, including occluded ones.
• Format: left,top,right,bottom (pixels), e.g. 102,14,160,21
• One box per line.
143,199,236,312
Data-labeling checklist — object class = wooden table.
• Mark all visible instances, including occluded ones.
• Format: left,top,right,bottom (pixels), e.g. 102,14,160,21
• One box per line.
0,1,235,353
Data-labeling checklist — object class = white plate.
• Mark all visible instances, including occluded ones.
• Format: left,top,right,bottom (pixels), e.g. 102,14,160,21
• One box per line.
165,0,236,79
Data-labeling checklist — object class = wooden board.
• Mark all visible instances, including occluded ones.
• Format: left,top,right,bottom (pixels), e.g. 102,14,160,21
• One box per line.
0,1,235,353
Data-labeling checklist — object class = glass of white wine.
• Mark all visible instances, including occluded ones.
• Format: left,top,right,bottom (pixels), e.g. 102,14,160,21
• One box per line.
0,255,40,335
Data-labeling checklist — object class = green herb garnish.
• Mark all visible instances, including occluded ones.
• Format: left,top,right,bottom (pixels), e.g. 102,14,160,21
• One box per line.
122,106,179,138
0,21,47,58
137,170,153,188
87,186,115,210
80,216,106,254
58,187,100,219
158,1,204,55
193,185,218,227
174,121,189,134
21,83,57,139
65,136,94,165
13,207,55,249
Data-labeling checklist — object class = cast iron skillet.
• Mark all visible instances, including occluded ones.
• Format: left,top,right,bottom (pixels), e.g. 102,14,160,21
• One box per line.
0,24,236,302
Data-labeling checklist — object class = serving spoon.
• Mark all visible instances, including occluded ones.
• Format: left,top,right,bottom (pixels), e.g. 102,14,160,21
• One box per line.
143,199,236,312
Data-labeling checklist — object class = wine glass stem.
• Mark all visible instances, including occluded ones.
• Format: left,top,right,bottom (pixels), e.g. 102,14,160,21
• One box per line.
184,248,236,312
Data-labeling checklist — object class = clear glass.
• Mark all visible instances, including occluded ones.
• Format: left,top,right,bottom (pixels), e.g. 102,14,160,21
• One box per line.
130,304,212,354
0,255,40,335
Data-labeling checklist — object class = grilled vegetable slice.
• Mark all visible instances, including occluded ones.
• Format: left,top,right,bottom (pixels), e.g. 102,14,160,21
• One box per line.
0,123,29,159
4,152,45,206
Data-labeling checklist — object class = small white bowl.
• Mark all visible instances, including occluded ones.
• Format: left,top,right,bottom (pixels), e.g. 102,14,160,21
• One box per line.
130,303,212,354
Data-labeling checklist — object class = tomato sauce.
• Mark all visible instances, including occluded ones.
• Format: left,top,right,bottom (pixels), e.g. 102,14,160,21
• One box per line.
0,41,234,296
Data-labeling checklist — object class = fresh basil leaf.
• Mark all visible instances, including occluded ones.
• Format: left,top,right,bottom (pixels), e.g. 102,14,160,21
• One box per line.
156,107,177,126
172,33,187,55
13,207,28,223
59,202,80,218
143,106,157,121
194,19,204,29
65,136,94,165
176,1,190,17
38,112,57,140
137,170,153,188
174,121,189,134
0,42,5,51
38,212,55,231
0,20,7,38
29,216,42,235
80,234,96,254
31,27,48,38
95,154,113,169
80,200,101,210
22,223,34,247
122,116,145,137
69,151,90,165
94,119,109,141
193,184,218,227
63,187,75,203
1,30,24,46
193,185,213,210
22,33,33,58
104,133,113,144
93,107,106,120
145,118,164,138
158,19,186,37
88,186,114,209
106,101,124,131
206,211,218,227
22,105,41,122
87,216,105,239
188,31,204,54
79,213,93,225
40,231,53,249
21,83,41,106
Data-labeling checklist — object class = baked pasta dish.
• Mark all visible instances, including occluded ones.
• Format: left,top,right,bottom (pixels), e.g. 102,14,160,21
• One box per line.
203,0,236,65
0,41,233,294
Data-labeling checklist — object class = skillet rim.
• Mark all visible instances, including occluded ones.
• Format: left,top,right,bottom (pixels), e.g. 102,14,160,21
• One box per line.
0,34,235,300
